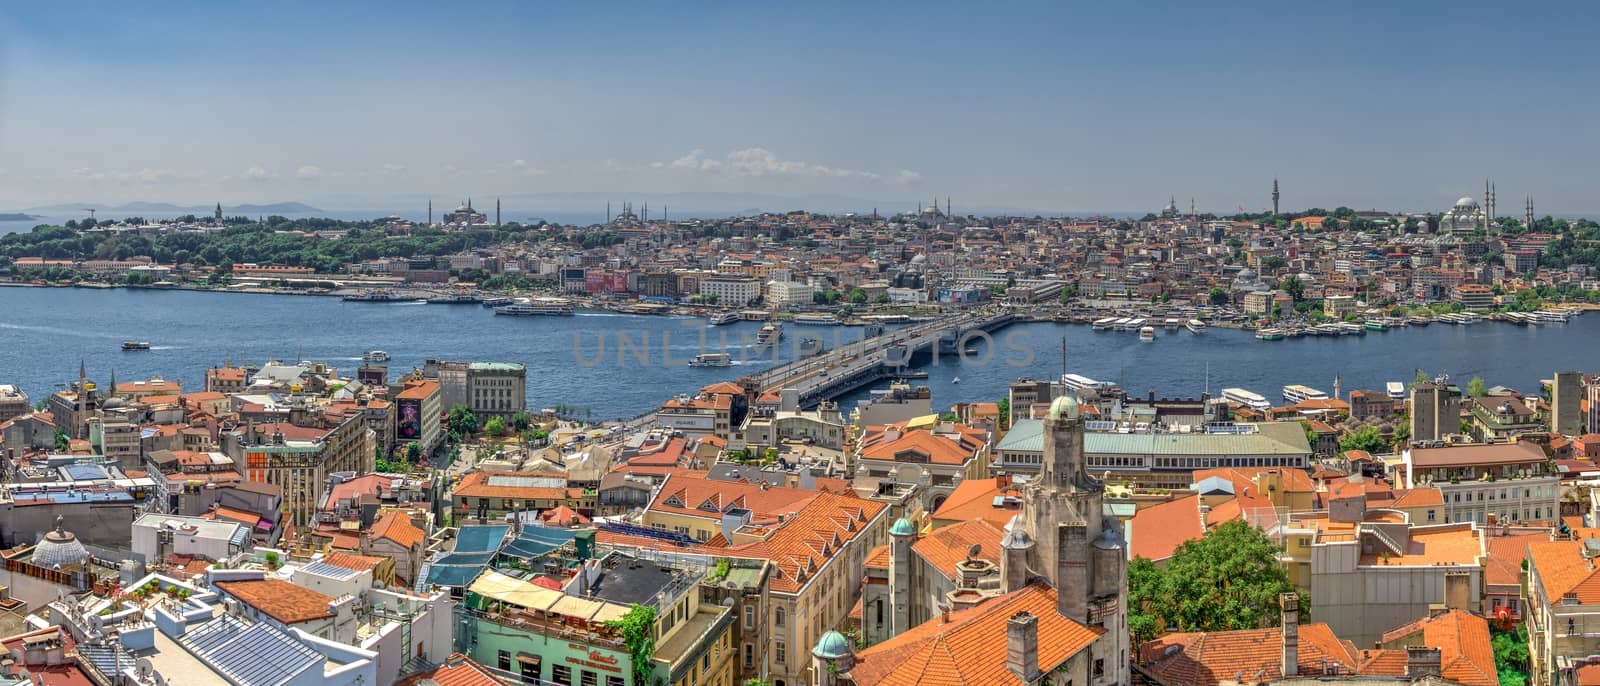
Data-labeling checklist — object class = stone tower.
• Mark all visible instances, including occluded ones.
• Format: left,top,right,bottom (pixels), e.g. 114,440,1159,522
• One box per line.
888,517,915,636
1004,395,1129,685
1272,179,1280,216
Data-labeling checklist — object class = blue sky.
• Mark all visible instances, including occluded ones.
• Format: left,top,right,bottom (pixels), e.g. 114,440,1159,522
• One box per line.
1,1,1596,214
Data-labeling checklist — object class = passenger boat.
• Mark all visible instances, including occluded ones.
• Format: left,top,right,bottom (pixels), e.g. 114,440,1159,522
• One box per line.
363,350,390,363
121,340,151,351
1138,326,1156,342
1364,320,1389,332
1061,374,1114,394
342,289,402,302
1282,384,1328,404
793,313,842,326
495,298,576,316
1407,316,1431,327
708,312,740,326
1185,319,1206,334
1091,317,1117,331
480,296,513,308
1255,328,1285,341
1163,318,1182,330
756,323,784,345
687,353,733,367
1220,388,1271,411
1386,381,1406,400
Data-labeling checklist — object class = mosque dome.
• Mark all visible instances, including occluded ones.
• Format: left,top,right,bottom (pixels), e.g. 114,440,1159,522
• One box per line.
813,630,853,660
1455,196,1478,209
33,517,88,570
1048,394,1080,422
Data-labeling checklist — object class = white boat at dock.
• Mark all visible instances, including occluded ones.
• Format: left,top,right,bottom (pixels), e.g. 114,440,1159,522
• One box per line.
1185,319,1206,334
688,353,733,367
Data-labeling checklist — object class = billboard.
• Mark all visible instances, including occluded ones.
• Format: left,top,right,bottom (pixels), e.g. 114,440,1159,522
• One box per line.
397,398,422,440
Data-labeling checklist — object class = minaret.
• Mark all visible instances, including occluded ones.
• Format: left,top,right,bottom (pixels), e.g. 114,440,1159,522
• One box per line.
1332,374,1341,401
946,196,951,217
1490,182,1497,225
1527,196,1535,230
607,201,611,223
1484,180,1490,231
495,198,501,226
214,203,223,223
76,360,88,439
1190,197,1196,220
427,199,432,226
1272,179,1280,215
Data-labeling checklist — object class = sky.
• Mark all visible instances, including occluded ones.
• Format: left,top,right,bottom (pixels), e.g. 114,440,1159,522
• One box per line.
1,1,1597,216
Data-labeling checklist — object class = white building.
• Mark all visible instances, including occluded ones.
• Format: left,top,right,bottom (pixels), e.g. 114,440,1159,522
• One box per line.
765,280,816,307
132,514,250,563
701,275,763,306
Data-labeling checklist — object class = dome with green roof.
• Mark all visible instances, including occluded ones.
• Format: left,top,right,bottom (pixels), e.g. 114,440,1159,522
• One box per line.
889,518,916,536
813,630,853,659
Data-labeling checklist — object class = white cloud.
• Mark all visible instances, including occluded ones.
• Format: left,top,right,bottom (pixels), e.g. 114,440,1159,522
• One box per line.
243,165,274,181
296,165,322,179
896,169,923,185
653,148,881,180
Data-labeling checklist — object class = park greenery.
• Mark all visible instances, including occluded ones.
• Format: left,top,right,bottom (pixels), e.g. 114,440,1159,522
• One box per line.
1128,520,1300,643
1338,426,1390,454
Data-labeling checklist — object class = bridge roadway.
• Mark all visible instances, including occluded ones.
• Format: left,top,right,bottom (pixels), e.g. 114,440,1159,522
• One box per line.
754,311,1021,407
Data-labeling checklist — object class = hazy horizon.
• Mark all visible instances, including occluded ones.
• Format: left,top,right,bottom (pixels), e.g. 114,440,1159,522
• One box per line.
3,2,1597,215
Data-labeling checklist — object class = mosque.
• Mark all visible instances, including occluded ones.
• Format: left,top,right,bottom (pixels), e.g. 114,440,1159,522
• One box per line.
1438,181,1497,236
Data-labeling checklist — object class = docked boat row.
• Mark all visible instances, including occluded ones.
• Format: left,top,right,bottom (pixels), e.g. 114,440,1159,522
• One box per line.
1282,384,1328,404
792,313,843,326
1220,387,1271,411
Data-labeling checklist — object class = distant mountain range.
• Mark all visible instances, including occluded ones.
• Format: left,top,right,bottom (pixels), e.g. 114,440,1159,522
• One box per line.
24,201,322,215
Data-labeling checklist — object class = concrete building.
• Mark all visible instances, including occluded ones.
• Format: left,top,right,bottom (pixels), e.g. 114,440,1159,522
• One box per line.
394,379,442,456
992,420,1311,490
1453,284,1495,311
1402,442,1559,525
0,385,28,424
1410,380,1462,444
765,280,815,308
1322,294,1356,318
423,360,527,418
131,513,250,563
1552,371,1584,436
854,418,991,511
1525,538,1600,686
227,414,374,527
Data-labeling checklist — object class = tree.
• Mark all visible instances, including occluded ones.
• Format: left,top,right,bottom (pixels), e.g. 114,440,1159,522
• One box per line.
1260,255,1287,272
53,428,69,452
1059,284,1078,304
1468,376,1487,397
996,397,1011,430
403,441,421,463
447,404,478,437
873,292,890,304
1492,624,1529,686
1340,426,1388,454
509,411,533,432
1279,275,1305,302
848,287,868,304
1128,521,1299,639
1208,287,1230,306
605,604,658,686
484,416,506,437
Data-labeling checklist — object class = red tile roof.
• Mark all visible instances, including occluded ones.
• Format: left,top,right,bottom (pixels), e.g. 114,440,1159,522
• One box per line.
395,655,504,686
213,579,336,625
370,511,425,548
848,584,1103,686
1129,496,1205,562
1365,610,1497,686
1139,622,1359,685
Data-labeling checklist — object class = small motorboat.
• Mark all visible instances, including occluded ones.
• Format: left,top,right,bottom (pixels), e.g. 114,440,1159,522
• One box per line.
364,350,390,363
121,340,151,351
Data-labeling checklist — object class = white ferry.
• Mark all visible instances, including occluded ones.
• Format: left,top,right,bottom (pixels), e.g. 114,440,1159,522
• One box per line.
1061,373,1114,393
1220,387,1271,411
1138,326,1156,342
1185,319,1206,334
1091,317,1118,331
1535,309,1572,323
756,323,784,345
688,353,733,367
1163,318,1182,330
1282,384,1328,404
793,313,842,326
1121,318,1147,331
495,298,576,316
1386,381,1406,400
363,350,390,363
708,312,740,326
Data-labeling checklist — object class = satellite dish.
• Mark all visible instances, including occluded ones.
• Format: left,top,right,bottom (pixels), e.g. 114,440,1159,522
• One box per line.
88,614,104,631
967,543,982,560
136,657,154,676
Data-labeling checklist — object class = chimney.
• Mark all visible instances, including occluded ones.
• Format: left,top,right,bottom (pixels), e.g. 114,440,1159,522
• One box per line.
1280,592,1300,677
1406,646,1442,678
1006,611,1041,683
1444,571,1471,612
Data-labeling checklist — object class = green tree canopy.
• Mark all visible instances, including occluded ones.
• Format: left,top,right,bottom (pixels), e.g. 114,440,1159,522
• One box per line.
1208,287,1230,306
1279,275,1305,302
1340,426,1389,454
447,404,478,437
1128,520,1299,642
1468,376,1487,397
483,416,506,437
509,411,533,431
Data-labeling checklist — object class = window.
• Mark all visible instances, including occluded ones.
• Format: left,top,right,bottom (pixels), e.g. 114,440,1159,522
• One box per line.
580,670,598,686
552,665,572,686
775,607,785,627
521,659,541,684
498,650,511,672
1427,509,1436,522
745,643,754,668
606,677,624,686
1095,658,1105,679
776,641,786,665
744,605,755,629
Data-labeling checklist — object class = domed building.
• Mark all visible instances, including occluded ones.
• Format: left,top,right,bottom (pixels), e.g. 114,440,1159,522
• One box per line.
1439,195,1490,237
1231,267,1270,293
32,517,89,571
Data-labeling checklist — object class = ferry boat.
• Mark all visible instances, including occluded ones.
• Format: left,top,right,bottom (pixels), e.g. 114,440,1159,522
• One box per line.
1121,318,1147,332
1407,316,1432,327
798,337,826,358
342,289,402,302
687,353,733,367
428,293,482,304
1220,388,1271,411
1091,317,1118,331
1282,384,1328,404
121,340,151,351
862,314,912,324
1186,319,1206,334
1061,373,1114,394
1364,320,1389,332
1138,326,1156,342
1386,381,1406,400
363,350,390,363
793,313,842,326
1163,318,1182,330
708,312,740,326
480,296,513,308
495,298,576,316
1255,328,1285,341
1535,309,1571,323
756,323,784,345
